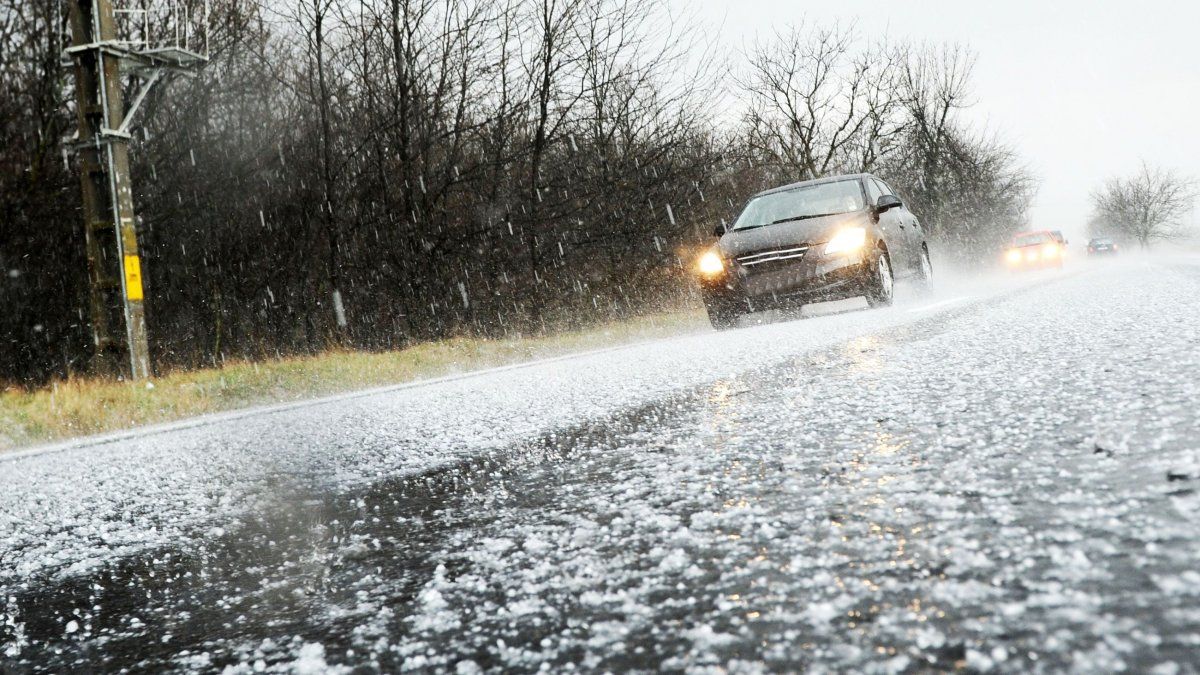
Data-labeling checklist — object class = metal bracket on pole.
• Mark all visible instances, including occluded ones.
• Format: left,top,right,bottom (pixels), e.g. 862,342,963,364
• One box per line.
118,69,164,135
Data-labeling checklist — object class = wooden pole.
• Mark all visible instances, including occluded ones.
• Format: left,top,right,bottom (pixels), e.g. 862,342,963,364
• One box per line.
67,0,151,379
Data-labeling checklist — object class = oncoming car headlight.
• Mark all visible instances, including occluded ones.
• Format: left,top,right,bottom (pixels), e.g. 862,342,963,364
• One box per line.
824,227,867,255
1006,249,1022,264
697,250,725,276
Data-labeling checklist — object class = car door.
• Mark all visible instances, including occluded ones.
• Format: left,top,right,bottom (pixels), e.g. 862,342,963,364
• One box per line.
874,178,918,274
867,178,911,272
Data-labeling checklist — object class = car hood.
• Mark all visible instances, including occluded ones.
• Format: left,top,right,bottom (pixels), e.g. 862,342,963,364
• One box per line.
719,211,870,258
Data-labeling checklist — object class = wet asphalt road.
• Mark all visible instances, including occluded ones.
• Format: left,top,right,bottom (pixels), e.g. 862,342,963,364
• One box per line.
4,258,1200,673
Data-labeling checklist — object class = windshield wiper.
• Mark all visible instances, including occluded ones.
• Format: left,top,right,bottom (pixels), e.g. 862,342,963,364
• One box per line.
732,212,843,232
770,213,840,225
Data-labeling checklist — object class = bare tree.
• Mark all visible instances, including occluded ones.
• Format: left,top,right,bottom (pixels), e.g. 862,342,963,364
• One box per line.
299,0,348,334
897,44,975,158
738,22,906,182
879,43,1037,257
1090,163,1195,247
734,33,1036,259
0,0,95,383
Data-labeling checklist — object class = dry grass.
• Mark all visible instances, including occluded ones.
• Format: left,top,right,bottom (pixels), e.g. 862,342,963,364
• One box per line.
0,311,707,453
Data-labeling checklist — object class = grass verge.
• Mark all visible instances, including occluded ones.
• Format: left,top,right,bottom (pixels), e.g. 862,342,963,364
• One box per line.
0,310,707,453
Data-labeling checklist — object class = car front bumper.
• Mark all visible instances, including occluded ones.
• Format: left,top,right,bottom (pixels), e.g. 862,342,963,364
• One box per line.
699,251,873,312
1006,257,1063,270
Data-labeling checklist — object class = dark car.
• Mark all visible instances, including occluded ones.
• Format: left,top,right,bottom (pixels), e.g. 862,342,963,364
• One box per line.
1087,237,1119,256
694,174,932,329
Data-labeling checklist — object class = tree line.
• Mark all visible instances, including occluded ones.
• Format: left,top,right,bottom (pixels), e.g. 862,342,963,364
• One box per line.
1,2,1036,385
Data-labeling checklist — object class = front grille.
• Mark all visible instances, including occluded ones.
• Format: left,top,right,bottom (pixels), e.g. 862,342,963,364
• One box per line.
737,246,809,268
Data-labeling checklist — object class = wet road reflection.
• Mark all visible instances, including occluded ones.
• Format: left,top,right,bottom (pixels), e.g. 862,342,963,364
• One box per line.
5,264,1200,672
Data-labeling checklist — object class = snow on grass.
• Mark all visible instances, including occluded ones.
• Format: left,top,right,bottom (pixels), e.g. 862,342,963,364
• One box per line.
0,312,707,452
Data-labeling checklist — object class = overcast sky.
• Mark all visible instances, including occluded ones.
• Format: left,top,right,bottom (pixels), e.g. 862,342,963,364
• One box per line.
688,0,1200,239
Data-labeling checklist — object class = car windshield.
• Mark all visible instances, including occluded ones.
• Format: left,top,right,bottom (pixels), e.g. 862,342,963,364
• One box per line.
732,179,865,230
1012,232,1050,247
1091,238,1113,245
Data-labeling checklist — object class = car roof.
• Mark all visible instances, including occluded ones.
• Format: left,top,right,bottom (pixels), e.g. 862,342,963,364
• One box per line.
753,173,873,198
1012,230,1054,238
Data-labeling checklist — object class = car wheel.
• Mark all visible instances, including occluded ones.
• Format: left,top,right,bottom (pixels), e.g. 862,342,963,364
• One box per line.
865,251,894,308
916,243,936,285
703,294,741,330
706,305,739,330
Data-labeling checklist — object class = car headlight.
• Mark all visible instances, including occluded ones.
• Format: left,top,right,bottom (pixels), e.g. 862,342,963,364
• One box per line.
1005,249,1022,264
824,227,867,255
697,250,725,276
1042,243,1059,258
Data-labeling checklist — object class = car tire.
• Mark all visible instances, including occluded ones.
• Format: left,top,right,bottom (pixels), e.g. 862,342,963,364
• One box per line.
706,306,739,330
865,251,895,308
914,245,934,291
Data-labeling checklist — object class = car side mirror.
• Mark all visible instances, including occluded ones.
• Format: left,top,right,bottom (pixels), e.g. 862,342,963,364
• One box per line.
713,223,727,237
875,194,902,213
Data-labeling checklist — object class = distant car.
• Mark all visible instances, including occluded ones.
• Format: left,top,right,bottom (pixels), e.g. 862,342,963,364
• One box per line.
1087,237,1119,256
1004,230,1064,270
694,173,933,329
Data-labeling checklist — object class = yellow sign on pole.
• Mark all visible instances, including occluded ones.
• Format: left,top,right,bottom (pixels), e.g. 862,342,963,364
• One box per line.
123,255,144,301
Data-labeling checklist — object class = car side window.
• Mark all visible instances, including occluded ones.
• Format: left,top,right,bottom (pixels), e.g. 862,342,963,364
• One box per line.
873,178,894,198
864,178,884,205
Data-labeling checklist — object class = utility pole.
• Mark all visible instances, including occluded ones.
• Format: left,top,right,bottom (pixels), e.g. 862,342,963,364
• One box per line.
67,0,148,379
65,0,208,379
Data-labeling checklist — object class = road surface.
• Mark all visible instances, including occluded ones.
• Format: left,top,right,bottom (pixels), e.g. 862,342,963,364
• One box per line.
3,257,1200,673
